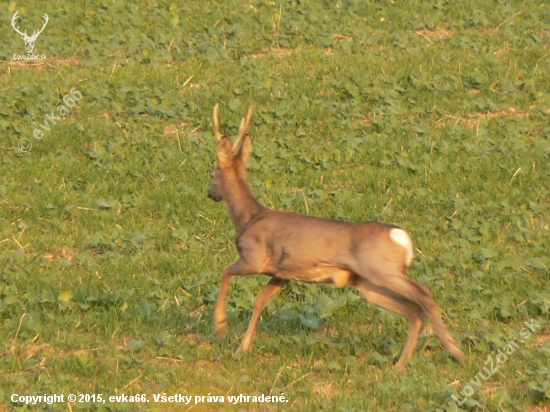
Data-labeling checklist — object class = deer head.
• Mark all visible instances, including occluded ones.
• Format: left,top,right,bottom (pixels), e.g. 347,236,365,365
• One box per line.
11,11,49,55
208,103,255,202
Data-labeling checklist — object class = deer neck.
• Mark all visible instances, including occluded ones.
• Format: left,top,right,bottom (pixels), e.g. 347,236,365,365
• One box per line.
222,169,264,233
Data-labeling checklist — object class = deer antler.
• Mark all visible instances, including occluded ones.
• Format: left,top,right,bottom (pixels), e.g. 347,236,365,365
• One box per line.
11,11,27,38
32,14,49,39
232,104,255,151
213,103,223,141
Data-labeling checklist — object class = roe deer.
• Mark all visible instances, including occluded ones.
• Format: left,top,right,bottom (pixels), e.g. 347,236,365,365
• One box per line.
208,104,464,368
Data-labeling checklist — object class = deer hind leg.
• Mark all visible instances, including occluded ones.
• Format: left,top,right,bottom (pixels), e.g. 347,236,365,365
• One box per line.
357,271,464,365
215,259,260,338
237,277,288,354
405,279,464,363
356,279,425,369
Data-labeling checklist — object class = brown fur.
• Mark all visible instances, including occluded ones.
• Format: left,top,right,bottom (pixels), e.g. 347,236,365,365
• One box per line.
208,104,464,368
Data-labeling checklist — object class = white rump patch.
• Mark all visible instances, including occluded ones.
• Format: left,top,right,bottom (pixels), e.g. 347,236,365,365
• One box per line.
389,228,414,267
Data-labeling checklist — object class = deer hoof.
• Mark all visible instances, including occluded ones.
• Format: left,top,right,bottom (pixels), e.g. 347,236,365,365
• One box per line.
234,346,250,359
215,323,228,338
393,362,407,371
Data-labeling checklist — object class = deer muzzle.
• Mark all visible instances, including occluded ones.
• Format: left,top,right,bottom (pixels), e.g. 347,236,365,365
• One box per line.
208,186,222,202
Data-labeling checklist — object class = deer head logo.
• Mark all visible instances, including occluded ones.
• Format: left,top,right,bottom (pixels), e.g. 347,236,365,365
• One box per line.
11,11,49,55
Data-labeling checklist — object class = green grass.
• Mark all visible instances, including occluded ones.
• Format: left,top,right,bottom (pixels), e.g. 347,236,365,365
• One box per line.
1,0,549,410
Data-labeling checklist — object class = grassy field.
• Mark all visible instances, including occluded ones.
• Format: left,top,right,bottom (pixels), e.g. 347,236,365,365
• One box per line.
1,0,549,410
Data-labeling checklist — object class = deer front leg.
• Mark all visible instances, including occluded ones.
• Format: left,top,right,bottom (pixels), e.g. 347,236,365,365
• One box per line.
214,268,232,338
236,277,288,354
214,259,259,338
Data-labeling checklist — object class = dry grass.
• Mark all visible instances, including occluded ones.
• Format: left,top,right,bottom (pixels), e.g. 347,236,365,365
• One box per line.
46,57,81,67
249,46,311,59
248,43,340,59
98,110,118,120
527,407,550,412
434,106,531,129
163,123,188,136
6,59,48,69
478,381,507,398
42,247,77,262
4,56,81,70
525,333,550,349
416,27,454,45
313,380,339,400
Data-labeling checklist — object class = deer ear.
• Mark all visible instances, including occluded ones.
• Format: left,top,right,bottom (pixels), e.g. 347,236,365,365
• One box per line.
238,135,252,167
217,137,234,168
